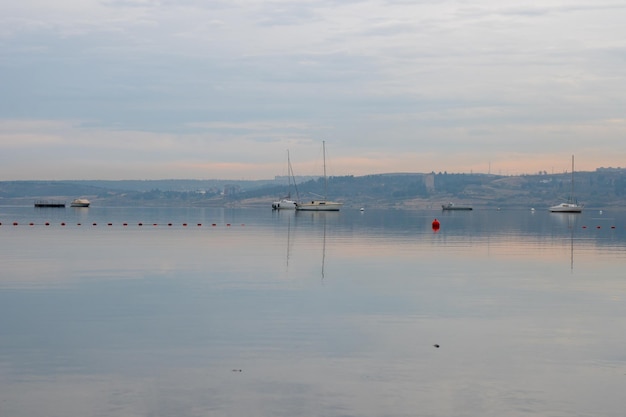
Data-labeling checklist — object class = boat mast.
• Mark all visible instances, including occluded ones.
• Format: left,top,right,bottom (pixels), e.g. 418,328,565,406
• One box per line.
323,140,327,200
571,154,574,203
287,149,292,198
288,149,300,202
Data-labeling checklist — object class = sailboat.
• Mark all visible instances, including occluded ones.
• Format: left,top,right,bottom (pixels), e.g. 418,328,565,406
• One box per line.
295,141,343,211
272,150,298,210
550,155,583,213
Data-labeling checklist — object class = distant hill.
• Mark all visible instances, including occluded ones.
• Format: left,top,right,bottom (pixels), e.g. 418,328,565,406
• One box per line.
0,181,108,199
2,169,626,209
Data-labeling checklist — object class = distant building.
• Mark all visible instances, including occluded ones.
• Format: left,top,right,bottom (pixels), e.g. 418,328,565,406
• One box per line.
274,175,319,184
424,173,435,192
222,185,240,196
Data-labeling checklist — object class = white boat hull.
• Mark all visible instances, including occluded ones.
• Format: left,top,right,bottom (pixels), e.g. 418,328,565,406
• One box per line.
295,200,343,211
549,203,582,213
70,199,90,208
272,199,296,210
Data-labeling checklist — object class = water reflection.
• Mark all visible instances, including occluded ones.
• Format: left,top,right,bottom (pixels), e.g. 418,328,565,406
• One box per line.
1,207,626,416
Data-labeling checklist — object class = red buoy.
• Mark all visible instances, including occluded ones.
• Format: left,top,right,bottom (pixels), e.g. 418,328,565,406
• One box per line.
432,218,440,230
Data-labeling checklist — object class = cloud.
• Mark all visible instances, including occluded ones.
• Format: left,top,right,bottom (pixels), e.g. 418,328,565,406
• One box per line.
1,0,626,179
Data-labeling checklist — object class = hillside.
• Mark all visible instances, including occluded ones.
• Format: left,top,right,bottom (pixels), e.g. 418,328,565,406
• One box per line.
1,169,626,209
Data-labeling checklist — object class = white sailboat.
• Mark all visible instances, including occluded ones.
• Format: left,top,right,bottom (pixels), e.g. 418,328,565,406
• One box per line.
550,155,583,213
295,141,343,211
272,150,298,210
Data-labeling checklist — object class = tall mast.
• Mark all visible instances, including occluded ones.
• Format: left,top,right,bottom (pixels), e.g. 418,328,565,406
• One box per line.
287,149,300,202
323,140,327,200
287,149,292,193
571,154,574,202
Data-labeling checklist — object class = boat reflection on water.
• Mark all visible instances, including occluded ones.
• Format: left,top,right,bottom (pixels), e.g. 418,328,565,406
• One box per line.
550,212,580,272
292,210,332,280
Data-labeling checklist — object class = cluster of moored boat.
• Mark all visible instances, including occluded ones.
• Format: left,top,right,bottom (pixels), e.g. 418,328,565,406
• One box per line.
272,141,343,212
272,197,343,211
274,153,583,213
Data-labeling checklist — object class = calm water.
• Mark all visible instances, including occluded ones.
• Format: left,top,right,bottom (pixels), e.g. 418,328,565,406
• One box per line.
1,206,625,417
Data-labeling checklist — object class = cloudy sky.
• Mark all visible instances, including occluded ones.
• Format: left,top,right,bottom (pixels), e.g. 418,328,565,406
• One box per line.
1,0,625,180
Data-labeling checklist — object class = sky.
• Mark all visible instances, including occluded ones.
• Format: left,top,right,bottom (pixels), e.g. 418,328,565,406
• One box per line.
1,0,625,180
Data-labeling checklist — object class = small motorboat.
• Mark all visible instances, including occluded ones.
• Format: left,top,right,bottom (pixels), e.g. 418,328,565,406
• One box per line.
70,198,90,207
442,202,472,211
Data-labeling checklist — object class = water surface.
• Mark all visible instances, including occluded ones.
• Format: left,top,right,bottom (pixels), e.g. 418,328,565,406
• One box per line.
1,207,625,416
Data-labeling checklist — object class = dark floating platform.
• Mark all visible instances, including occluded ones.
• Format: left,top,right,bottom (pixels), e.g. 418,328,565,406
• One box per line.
34,200,66,208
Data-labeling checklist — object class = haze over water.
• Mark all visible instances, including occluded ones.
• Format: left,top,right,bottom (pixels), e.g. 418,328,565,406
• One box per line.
1,206,626,417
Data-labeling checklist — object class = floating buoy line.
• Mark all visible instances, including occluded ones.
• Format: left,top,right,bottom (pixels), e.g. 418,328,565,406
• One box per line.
0,221,623,230
1,222,244,227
